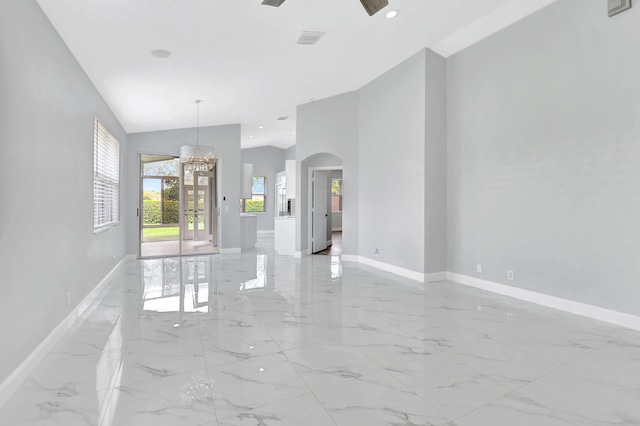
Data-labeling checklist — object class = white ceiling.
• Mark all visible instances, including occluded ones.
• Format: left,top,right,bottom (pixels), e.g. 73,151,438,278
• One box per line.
37,0,557,149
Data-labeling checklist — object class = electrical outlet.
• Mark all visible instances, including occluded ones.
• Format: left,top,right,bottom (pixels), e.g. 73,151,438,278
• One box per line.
112,254,116,261
66,291,71,307
476,264,482,273
507,270,514,280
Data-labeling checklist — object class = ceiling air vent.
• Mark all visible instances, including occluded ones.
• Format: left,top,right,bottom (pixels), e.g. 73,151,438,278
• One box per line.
277,116,289,121
296,31,326,45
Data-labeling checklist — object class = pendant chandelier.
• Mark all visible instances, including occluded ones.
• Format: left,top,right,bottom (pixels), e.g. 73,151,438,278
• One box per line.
180,100,216,172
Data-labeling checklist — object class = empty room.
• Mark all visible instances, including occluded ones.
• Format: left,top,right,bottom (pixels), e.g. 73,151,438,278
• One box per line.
0,0,638,424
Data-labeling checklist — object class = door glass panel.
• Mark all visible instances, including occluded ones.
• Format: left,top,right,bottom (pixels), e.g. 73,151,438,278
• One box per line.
181,167,218,254
185,189,195,234
195,189,206,241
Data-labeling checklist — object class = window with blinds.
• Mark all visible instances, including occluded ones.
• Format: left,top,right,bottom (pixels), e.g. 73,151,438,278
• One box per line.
93,117,120,232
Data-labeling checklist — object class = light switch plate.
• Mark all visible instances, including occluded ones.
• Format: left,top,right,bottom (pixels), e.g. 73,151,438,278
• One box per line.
609,0,632,17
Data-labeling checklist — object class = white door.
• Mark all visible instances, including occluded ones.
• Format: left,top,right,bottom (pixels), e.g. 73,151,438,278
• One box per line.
182,166,218,254
312,170,329,253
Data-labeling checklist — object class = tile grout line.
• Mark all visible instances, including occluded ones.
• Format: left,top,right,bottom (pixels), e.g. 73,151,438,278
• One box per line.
447,335,622,424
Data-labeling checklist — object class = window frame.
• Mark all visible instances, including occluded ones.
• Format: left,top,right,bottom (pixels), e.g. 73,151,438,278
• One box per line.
93,116,120,233
240,176,266,213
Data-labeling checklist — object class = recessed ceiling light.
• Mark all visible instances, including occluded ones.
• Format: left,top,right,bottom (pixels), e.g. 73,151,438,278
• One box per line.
285,131,292,134
259,126,264,129
385,9,399,19
151,49,172,59
249,135,254,138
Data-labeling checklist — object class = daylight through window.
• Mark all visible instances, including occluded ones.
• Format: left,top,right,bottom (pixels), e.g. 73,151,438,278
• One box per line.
332,179,342,212
241,176,266,212
93,117,120,232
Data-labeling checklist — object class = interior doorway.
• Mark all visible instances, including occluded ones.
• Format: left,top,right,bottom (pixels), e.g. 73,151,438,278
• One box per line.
312,170,330,253
315,231,342,256
309,166,343,255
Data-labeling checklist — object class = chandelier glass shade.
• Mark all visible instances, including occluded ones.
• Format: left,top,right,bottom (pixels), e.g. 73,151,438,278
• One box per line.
180,100,216,172
180,145,215,172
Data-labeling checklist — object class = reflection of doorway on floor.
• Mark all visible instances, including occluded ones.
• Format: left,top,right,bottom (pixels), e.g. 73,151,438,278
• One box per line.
315,231,342,256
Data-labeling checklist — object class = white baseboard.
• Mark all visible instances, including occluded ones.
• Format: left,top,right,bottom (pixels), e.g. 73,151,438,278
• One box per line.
257,230,274,235
0,254,135,408
342,255,425,283
447,272,640,332
220,248,242,254
425,272,447,282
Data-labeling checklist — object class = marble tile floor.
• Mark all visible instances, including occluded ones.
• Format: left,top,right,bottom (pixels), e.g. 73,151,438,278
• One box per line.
1,235,639,425
141,240,220,258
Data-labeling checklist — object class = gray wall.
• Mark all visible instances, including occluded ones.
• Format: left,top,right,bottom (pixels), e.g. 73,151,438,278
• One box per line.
297,93,359,256
285,145,296,161
0,0,129,384
424,50,448,274
296,50,447,275
241,146,287,231
127,125,241,253
358,50,427,273
447,0,640,315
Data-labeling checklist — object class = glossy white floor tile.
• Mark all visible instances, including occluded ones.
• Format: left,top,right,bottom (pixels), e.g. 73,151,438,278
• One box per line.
1,234,638,425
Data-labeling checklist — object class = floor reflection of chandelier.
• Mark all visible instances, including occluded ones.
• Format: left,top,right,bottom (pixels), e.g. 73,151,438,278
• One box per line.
181,371,214,403
180,100,216,172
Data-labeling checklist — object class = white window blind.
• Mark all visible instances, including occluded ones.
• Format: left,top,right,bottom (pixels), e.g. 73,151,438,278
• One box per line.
93,117,120,232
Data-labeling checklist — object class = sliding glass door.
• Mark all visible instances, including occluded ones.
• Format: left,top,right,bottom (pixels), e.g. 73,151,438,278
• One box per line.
140,154,219,258
140,155,181,257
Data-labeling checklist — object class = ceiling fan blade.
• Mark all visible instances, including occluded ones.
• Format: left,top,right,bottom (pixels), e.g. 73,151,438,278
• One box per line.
360,0,389,16
262,0,287,6
262,0,388,16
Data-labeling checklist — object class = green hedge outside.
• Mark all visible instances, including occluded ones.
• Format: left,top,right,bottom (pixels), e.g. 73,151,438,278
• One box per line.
144,200,179,225
245,200,264,212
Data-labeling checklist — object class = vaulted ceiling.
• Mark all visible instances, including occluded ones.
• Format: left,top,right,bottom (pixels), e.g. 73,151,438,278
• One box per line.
37,0,557,149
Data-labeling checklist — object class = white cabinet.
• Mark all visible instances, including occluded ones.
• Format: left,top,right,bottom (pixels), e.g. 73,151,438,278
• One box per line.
274,216,295,255
240,214,257,250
